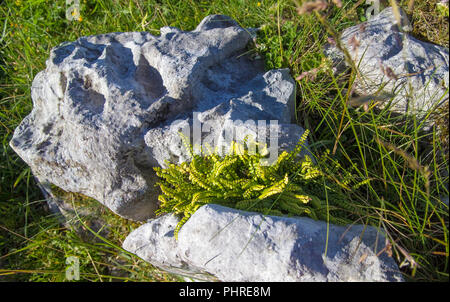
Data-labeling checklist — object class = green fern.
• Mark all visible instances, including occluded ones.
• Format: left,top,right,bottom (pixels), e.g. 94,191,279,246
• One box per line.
154,130,353,240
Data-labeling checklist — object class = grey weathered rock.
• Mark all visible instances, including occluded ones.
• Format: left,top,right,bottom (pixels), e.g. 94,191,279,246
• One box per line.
10,15,304,221
123,204,404,282
122,213,219,281
325,7,449,118
441,196,449,207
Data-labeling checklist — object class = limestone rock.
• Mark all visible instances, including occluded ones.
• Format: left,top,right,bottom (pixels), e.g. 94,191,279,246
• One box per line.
325,7,449,118
10,15,304,221
123,204,404,282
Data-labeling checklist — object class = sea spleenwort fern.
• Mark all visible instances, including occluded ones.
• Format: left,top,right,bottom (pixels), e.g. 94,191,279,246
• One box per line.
154,130,350,239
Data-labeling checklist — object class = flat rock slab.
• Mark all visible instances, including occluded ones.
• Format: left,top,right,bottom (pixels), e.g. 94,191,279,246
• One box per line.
325,7,449,118
123,204,404,282
10,15,305,221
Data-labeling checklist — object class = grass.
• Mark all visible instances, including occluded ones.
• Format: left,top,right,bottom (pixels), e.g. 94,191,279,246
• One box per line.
0,0,448,282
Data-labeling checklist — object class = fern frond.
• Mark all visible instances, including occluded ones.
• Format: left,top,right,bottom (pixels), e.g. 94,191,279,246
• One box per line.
309,195,323,209
272,151,290,171
217,178,243,190
235,199,257,210
257,174,289,200
298,155,321,180
159,184,184,202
